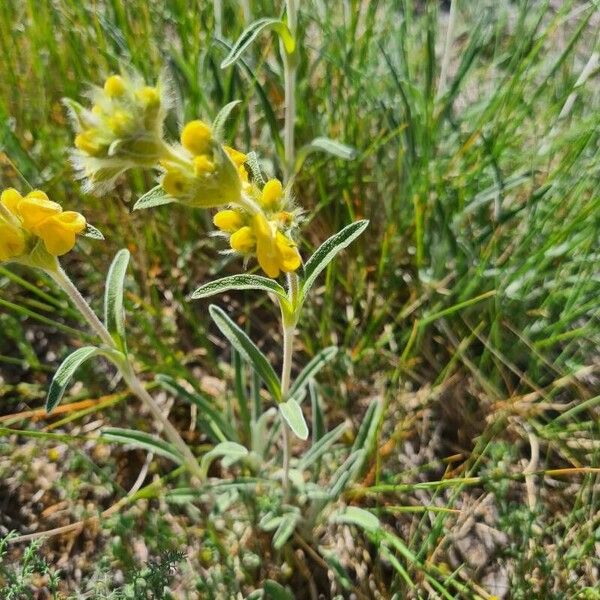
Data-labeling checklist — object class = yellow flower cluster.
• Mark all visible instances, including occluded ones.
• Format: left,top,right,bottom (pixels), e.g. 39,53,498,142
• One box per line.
213,179,301,278
159,120,243,208
66,72,168,193
0,188,86,261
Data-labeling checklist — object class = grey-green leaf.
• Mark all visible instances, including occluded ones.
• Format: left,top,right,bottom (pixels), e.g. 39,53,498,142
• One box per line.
46,346,121,413
200,441,248,478
209,305,281,402
190,274,289,306
288,346,337,401
295,136,357,173
104,249,130,349
212,100,242,141
220,18,295,69
279,399,309,440
133,185,175,211
81,223,104,240
272,511,300,550
263,580,294,600
329,506,381,533
102,427,184,464
301,220,369,301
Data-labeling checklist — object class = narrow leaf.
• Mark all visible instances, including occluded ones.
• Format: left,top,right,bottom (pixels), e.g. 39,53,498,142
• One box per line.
156,374,233,443
46,346,122,413
263,580,294,600
301,220,369,301
220,18,295,69
212,100,241,141
329,506,381,533
209,305,281,402
81,223,104,240
298,421,347,471
190,274,288,305
200,441,248,478
272,511,300,549
295,136,357,173
104,249,130,349
102,427,184,464
288,346,337,400
133,185,175,211
279,399,308,440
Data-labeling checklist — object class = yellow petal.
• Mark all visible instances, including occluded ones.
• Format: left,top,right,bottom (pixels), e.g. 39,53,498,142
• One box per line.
75,131,104,156
260,179,283,210
136,86,159,107
194,154,216,175
36,216,78,256
230,226,256,253
256,237,280,278
224,146,247,167
18,195,62,231
213,209,243,233
276,232,301,272
251,212,273,240
53,211,86,233
104,75,126,97
1,188,23,215
181,120,212,155
0,222,26,261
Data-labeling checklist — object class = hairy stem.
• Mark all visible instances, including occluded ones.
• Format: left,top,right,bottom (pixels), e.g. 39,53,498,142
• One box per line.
48,266,202,481
279,272,299,499
282,0,299,175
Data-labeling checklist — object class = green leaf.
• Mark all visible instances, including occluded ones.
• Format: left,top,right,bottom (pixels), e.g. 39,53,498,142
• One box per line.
212,100,242,141
200,441,248,478
288,346,337,401
329,506,381,533
209,305,281,402
272,511,300,550
104,249,130,350
46,346,122,413
263,580,294,600
245,151,265,186
155,374,233,443
295,136,357,173
133,185,175,211
220,18,295,69
301,220,369,302
297,421,347,471
190,274,289,306
81,223,105,240
102,427,184,464
279,399,308,440
352,396,384,454
328,450,365,498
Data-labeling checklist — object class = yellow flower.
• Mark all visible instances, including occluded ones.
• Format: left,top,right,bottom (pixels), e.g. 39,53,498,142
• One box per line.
65,71,170,194
181,120,212,156
0,188,87,259
260,179,283,210
193,155,215,175
251,213,301,278
0,221,26,262
213,209,244,233
230,226,256,253
104,75,126,97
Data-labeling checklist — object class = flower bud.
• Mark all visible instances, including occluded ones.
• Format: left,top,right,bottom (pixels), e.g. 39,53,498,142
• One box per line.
181,120,212,156
260,179,283,210
230,226,256,253
214,209,244,233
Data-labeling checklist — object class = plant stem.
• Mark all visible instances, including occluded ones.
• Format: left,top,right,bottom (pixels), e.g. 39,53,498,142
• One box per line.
47,265,202,481
282,0,299,175
279,272,299,499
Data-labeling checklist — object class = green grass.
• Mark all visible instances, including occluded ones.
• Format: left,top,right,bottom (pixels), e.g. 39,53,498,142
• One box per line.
1,0,599,598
